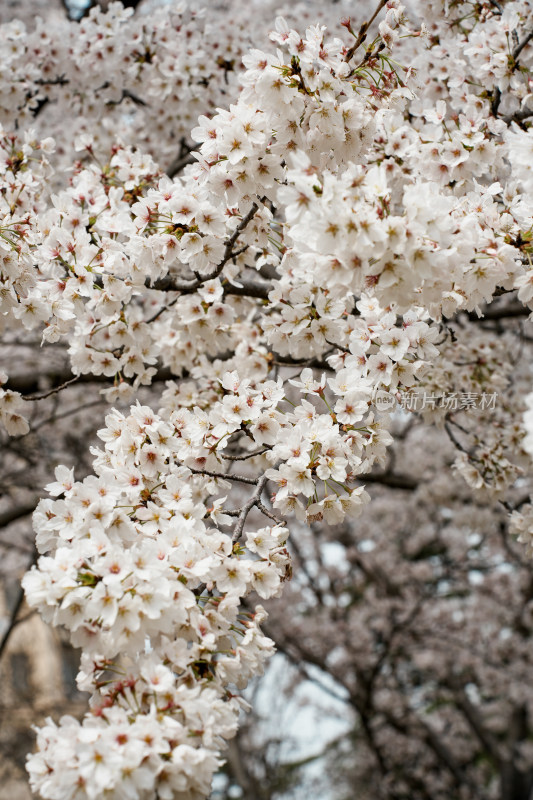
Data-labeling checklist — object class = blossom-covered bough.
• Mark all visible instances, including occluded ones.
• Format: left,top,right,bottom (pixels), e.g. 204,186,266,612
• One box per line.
0,0,533,797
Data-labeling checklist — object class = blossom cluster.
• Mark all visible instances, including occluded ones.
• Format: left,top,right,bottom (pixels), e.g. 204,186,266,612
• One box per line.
0,2,255,170
23,403,289,798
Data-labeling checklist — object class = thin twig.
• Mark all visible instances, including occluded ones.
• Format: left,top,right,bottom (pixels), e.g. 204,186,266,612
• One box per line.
232,472,271,543
221,447,271,461
7,367,173,397
512,28,533,62
189,467,258,485
23,375,80,401
32,399,106,432
345,0,388,61
145,295,179,325
444,420,471,456
256,500,283,524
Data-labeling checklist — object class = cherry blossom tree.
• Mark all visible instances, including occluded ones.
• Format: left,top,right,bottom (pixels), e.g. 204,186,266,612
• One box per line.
1,0,533,798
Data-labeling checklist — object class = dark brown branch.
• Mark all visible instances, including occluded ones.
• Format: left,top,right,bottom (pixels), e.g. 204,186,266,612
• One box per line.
0,501,37,529
503,107,533,125
6,367,173,397
444,420,472,457
145,296,179,324
31,398,107,433
23,376,80,401
189,467,258,485
0,546,37,660
166,137,197,178
512,28,533,63
271,355,333,370
34,75,70,87
224,281,270,301
492,87,502,116
360,471,419,490
221,447,271,461
467,301,530,321
345,0,388,61
106,89,148,108
166,152,197,178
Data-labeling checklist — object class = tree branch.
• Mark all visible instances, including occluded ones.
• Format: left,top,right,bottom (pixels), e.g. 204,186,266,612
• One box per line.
6,367,173,397
467,301,530,321
189,467,258,485
360,471,419,490
232,472,271,543
166,151,196,178
493,26,533,115
0,501,37,529
151,202,260,293
449,683,504,765
0,546,37,661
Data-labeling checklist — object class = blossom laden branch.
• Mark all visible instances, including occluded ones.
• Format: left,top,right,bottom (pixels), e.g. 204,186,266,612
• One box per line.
149,201,260,293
